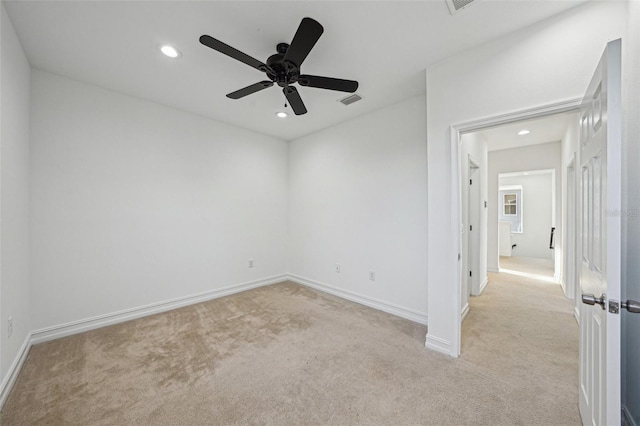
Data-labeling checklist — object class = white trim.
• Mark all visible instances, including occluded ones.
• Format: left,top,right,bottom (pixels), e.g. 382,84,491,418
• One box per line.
453,98,582,133
623,405,637,426
467,154,482,297
500,169,556,178
31,274,287,344
450,98,582,361
2,273,428,410
0,332,32,408
461,302,470,321
487,266,499,273
451,126,463,358
560,278,567,297
574,305,581,325
287,274,428,325
479,276,488,295
565,155,578,302
425,334,451,355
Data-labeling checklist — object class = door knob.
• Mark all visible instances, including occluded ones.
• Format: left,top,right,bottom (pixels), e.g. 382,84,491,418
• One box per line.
582,293,606,310
622,299,640,314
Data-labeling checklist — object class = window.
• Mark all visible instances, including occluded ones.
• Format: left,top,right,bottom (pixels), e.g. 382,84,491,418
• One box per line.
503,193,518,216
499,186,523,233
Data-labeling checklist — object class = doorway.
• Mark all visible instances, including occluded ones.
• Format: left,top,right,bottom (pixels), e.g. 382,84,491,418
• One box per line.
461,157,481,321
451,105,581,357
497,169,556,282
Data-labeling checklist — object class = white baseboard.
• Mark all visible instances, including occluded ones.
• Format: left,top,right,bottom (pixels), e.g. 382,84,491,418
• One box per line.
574,305,581,325
560,278,567,296
0,332,32,409
425,334,451,356
7,273,429,409
287,274,428,325
487,266,499,273
461,302,470,321
31,274,287,345
479,276,488,295
623,405,638,426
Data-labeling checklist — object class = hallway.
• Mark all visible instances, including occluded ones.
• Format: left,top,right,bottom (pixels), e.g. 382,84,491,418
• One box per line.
499,256,556,281
461,268,579,424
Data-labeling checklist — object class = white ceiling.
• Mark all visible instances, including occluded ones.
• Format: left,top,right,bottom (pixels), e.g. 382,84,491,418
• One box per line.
5,0,587,140
479,112,579,152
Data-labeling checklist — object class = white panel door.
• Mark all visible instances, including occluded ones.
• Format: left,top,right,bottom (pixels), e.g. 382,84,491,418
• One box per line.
468,162,480,296
578,39,622,426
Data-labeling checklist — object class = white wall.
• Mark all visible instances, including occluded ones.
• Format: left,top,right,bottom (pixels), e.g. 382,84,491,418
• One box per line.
460,133,488,304
499,173,553,260
0,2,31,387
622,0,640,422
425,0,627,355
288,95,428,323
488,143,561,272
29,70,288,332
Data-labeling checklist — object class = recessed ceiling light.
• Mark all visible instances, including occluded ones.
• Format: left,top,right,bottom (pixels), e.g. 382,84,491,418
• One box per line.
160,45,181,58
276,112,288,118
517,129,531,136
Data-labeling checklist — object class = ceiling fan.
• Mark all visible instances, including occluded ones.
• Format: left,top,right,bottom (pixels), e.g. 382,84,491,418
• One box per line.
199,17,359,116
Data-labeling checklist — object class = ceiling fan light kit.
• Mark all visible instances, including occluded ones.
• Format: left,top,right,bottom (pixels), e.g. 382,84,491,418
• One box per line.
199,17,359,116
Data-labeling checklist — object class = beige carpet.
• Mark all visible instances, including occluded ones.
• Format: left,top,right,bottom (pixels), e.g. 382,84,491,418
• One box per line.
499,256,556,280
3,275,579,425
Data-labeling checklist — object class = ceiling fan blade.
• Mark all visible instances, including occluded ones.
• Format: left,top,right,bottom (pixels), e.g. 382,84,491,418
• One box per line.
226,81,274,99
283,86,307,115
283,17,324,67
298,75,358,93
199,35,268,72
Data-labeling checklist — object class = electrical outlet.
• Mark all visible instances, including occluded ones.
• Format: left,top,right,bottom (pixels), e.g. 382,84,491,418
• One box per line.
248,259,254,268
369,271,376,281
8,316,13,338
335,263,341,273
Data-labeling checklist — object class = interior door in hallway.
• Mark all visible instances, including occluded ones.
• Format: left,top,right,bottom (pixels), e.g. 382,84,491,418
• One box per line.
468,159,480,296
578,39,622,426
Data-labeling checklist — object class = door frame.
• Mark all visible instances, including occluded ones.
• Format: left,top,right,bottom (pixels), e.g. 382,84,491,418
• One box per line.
565,156,579,316
467,157,480,298
497,169,557,273
449,98,581,357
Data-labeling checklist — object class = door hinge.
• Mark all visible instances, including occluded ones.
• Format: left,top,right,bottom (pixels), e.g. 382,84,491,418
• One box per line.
470,225,473,231
469,271,472,277
470,179,472,185
609,300,619,314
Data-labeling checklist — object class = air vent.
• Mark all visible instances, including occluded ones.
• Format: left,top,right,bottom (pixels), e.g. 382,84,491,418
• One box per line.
446,0,477,14
339,93,362,106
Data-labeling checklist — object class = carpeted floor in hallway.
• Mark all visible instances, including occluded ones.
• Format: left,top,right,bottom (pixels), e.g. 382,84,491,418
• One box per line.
2,273,579,425
499,255,556,280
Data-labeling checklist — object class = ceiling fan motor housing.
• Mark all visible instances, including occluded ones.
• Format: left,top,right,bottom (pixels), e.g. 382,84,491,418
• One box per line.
267,45,301,87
